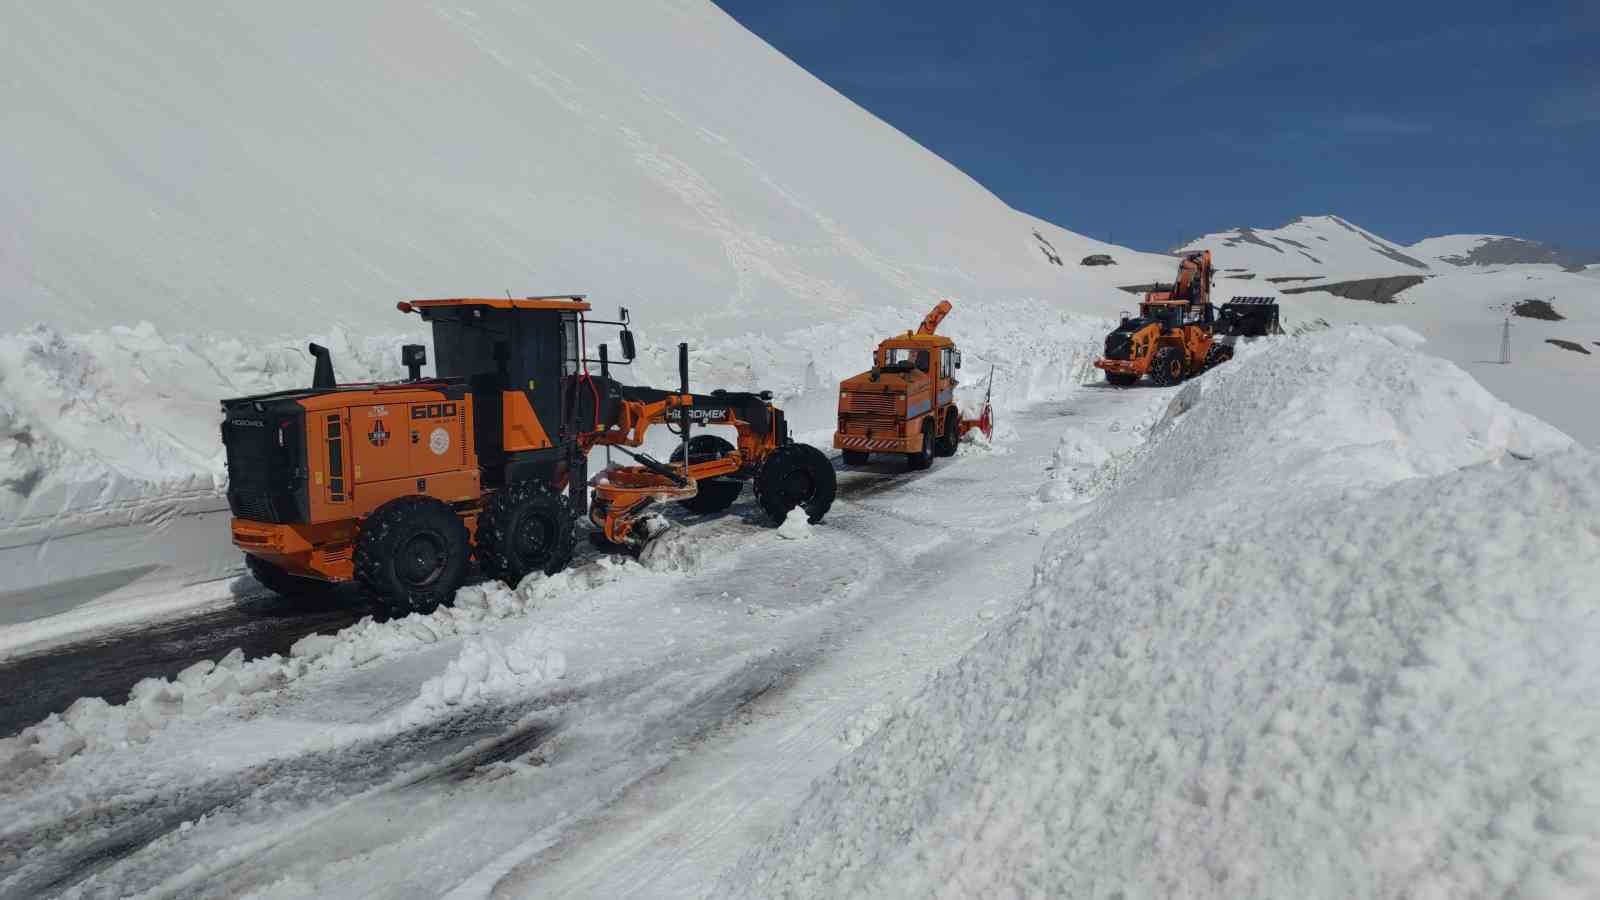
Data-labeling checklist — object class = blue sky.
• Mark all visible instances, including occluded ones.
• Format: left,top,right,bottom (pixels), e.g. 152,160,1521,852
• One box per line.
712,0,1598,252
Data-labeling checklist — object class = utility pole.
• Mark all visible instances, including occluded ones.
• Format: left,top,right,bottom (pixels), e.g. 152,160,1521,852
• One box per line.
1499,317,1512,365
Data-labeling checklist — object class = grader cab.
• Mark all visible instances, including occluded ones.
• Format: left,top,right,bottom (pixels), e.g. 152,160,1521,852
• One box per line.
222,296,834,613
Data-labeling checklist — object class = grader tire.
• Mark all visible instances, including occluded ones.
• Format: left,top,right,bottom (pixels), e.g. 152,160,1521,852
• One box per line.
754,443,837,525
355,496,471,616
476,480,575,588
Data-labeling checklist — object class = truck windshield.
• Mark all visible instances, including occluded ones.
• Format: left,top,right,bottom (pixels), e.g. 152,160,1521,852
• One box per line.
882,348,930,372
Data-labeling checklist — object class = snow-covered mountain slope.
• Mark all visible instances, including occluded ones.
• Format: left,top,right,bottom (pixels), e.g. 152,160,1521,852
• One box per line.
722,329,1595,900
1176,214,1432,276
0,0,1162,338
1410,234,1600,270
0,0,1173,601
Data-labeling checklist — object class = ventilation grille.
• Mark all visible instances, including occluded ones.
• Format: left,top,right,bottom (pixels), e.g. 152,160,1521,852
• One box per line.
845,392,899,415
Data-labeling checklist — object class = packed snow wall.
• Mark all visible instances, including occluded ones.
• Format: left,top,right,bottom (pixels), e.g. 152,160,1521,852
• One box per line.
721,328,1598,900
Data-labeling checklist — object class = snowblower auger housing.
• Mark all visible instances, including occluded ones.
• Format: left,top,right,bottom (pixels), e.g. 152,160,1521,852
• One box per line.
220,296,834,613
1094,250,1234,386
832,300,991,471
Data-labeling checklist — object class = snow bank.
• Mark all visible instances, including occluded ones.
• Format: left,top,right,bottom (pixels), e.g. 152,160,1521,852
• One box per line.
720,331,1598,899
0,563,621,775
405,628,566,723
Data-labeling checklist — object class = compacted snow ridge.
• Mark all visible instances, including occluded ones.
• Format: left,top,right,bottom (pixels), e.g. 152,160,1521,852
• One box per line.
719,328,1596,900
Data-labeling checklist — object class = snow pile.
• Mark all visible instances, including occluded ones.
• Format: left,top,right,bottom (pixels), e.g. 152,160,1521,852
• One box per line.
0,564,623,774
405,628,566,722
639,521,703,572
776,508,814,541
720,331,1598,899
1109,328,1570,505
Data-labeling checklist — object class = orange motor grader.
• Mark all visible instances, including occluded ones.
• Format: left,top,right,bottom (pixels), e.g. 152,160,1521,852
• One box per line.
833,300,992,470
221,296,835,614
1094,250,1233,386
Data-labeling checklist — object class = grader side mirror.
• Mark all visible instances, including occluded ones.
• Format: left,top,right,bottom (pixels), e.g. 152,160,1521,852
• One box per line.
619,328,637,362
954,350,963,370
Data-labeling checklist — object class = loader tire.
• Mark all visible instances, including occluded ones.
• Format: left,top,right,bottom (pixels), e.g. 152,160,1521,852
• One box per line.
1204,343,1234,370
670,435,744,514
476,480,575,588
841,450,871,466
908,420,935,471
355,496,471,616
934,408,961,457
245,554,336,599
1105,371,1139,387
1149,346,1186,386
755,443,836,525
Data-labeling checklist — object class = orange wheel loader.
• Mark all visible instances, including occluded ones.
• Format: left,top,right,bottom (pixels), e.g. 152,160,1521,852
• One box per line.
833,300,992,470
1094,250,1234,386
221,296,835,614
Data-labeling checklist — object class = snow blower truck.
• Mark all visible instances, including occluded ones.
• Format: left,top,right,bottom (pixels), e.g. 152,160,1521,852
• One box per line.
833,300,993,470
220,296,835,613
1095,250,1237,386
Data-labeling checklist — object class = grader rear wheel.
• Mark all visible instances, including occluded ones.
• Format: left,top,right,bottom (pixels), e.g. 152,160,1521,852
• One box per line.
355,496,471,616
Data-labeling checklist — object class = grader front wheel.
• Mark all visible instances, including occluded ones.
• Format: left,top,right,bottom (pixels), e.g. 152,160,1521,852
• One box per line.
754,444,837,524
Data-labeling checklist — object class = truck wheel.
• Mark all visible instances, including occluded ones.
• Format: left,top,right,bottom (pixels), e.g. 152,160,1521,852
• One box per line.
245,554,336,599
841,450,871,466
754,443,837,525
934,408,961,457
670,435,744,514
476,480,575,587
1149,346,1186,386
908,420,935,470
1105,371,1139,387
355,496,471,615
